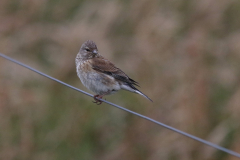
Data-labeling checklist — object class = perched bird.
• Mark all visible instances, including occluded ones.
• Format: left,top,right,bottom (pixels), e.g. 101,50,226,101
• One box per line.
75,40,152,105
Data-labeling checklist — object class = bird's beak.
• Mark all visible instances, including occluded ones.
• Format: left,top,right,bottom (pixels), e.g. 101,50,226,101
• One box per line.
93,50,98,54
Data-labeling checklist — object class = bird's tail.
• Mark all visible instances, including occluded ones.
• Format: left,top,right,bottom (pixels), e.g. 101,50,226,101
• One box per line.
135,90,153,102
121,83,153,102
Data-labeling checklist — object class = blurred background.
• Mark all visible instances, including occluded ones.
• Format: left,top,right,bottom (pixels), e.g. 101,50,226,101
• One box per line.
0,0,240,159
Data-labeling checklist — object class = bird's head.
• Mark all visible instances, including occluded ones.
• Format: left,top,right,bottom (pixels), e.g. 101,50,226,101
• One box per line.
79,40,99,59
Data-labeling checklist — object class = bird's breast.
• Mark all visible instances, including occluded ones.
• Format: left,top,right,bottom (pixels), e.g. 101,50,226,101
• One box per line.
76,60,121,95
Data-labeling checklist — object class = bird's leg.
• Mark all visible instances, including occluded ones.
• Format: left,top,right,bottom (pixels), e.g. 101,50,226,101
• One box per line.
93,95,104,105
93,95,100,104
93,90,111,105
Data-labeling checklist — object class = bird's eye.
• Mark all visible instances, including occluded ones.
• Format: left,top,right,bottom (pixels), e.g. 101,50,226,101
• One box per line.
85,48,90,52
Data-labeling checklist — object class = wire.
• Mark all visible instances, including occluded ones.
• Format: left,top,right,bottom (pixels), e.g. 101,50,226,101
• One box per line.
0,52,240,158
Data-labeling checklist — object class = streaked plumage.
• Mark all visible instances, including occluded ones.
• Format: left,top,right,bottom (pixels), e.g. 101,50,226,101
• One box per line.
75,40,152,104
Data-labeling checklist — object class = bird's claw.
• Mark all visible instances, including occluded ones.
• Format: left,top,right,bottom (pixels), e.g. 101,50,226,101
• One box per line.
93,95,103,105
92,100,102,105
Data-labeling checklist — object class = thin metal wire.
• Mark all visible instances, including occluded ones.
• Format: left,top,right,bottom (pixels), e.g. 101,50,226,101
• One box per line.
0,52,240,158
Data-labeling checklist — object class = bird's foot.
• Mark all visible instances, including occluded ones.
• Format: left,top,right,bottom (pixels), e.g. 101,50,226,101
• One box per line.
93,95,104,105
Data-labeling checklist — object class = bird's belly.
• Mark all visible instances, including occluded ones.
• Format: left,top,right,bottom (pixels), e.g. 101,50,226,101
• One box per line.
77,63,120,95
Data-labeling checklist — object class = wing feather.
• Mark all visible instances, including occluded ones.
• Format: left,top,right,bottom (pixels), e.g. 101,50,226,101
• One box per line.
90,57,140,87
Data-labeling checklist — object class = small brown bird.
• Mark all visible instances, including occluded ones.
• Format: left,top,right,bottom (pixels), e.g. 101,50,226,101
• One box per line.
75,40,152,104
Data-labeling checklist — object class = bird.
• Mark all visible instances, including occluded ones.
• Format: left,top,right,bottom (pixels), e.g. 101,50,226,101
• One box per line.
75,40,152,105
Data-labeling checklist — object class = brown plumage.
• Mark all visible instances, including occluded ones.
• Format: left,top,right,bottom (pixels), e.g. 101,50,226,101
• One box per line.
75,40,152,104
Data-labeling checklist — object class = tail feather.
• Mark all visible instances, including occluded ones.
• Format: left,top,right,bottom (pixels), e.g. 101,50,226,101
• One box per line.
121,84,153,102
135,90,153,102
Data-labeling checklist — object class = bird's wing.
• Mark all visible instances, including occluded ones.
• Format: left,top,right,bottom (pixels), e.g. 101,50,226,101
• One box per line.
90,57,139,87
